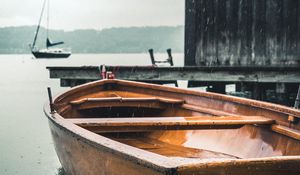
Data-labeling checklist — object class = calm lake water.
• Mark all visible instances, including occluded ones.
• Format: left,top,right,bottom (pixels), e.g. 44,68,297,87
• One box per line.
0,53,184,175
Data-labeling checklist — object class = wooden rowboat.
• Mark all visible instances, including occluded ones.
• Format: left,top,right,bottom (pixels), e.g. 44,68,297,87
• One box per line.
44,79,300,175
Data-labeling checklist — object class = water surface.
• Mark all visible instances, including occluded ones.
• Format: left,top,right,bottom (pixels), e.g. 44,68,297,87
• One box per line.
0,53,183,175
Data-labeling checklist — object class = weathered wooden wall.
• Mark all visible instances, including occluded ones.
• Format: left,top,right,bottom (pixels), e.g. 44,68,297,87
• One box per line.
185,0,300,66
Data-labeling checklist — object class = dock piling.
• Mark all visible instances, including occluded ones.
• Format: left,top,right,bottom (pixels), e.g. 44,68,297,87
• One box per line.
295,85,300,109
47,87,55,113
148,49,155,65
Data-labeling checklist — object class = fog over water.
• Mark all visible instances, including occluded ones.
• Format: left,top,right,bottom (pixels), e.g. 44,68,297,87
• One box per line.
0,0,184,30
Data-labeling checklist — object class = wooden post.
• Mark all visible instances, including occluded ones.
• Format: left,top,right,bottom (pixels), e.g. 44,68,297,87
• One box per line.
276,83,287,105
166,48,174,66
294,85,300,109
236,83,242,92
148,49,156,65
47,87,55,113
236,82,249,92
252,83,267,101
252,83,261,100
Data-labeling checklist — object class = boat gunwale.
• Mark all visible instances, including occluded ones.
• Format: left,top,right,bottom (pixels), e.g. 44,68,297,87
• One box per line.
54,79,300,118
176,156,300,173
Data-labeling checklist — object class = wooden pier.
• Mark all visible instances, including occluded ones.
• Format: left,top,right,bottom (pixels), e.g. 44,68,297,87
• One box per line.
47,65,300,106
46,0,300,107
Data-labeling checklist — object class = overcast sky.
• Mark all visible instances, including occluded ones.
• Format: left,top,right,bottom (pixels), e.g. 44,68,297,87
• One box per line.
0,0,184,30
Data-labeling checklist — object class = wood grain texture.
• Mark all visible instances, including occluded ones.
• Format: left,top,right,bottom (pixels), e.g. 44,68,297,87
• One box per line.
67,116,274,132
70,97,184,110
271,124,300,141
185,0,300,66
44,79,300,174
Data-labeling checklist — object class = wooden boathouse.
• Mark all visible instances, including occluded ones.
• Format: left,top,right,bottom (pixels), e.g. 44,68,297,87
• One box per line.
47,0,300,106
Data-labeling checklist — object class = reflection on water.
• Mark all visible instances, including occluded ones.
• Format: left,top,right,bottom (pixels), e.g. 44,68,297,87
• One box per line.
56,167,65,175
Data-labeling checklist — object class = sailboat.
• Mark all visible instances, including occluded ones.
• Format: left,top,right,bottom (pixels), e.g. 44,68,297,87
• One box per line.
30,0,71,58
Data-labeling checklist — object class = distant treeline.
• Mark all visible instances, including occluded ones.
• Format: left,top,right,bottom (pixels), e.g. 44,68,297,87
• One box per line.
0,26,183,54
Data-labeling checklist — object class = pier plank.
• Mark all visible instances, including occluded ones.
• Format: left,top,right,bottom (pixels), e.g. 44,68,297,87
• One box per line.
47,66,300,84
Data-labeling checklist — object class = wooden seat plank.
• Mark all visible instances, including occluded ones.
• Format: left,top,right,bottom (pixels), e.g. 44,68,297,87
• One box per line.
69,97,185,110
181,104,238,116
67,116,275,133
271,124,300,141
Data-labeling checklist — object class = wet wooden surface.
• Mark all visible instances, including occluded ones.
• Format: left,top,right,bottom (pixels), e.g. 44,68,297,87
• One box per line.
48,66,300,84
112,136,239,159
46,79,300,174
67,116,274,132
70,97,184,110
48,119,166,175
185,0,300,66
271,124,300,140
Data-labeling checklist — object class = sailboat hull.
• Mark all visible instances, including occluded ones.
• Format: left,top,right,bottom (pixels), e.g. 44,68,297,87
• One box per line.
32,51,71,58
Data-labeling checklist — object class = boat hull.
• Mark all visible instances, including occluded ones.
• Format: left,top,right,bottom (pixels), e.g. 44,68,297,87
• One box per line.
44,79,300,175
48,117,167,175
32,51,71,58
47,117,300,175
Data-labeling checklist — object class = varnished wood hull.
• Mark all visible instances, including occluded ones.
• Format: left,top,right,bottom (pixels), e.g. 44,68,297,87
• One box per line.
44,79,300,175
48,119,166,175
47,118,300,175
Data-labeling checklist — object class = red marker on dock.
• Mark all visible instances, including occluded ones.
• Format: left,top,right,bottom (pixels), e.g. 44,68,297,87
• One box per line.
101,65,106,79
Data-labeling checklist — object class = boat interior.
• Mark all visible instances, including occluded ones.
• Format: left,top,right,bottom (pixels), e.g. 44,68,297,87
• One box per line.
53,81,300,161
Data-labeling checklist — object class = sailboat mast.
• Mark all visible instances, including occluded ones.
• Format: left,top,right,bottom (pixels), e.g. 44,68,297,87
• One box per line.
47,0,50,49
32,0,47,50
